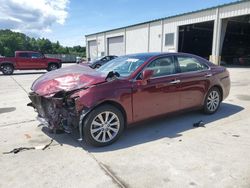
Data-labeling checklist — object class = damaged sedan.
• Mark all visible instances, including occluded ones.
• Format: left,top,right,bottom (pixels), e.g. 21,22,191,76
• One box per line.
28,53,230,146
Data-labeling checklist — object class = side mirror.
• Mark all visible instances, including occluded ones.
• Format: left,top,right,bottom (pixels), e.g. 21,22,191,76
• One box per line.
142,69,154,81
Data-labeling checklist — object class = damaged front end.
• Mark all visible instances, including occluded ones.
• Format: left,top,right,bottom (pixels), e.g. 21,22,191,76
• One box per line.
27,64,117,140
28,91,80,133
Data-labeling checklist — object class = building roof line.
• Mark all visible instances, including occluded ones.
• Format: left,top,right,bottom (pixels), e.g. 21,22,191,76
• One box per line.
85,0,247,37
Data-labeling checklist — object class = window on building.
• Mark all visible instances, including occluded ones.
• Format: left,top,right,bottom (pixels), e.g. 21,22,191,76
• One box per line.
165,33,175,46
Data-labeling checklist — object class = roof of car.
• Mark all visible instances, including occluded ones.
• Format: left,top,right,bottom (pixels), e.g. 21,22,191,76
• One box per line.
15,51,40,53
123,52,194,57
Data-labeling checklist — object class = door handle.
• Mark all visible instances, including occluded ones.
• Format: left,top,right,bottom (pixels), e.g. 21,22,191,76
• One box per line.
170,80,180,84
205,73,212,78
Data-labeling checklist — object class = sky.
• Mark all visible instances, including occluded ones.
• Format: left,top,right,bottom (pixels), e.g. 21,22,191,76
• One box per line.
0,0,238,47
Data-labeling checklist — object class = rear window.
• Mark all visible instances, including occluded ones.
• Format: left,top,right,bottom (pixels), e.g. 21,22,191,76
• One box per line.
19,53,29,58
177,56,208,73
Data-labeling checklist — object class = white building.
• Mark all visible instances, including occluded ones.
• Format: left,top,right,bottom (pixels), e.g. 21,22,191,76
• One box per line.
85,0,250,65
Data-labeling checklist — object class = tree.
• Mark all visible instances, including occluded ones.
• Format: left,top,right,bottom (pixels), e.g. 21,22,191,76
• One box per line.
0,29,86,57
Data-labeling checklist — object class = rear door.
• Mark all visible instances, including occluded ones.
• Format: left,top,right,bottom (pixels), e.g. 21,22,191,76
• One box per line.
175,55,211,110
17,52,32,69
132,55,180,122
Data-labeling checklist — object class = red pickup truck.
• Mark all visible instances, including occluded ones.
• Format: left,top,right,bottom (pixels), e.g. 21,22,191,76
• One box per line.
0,51,62,75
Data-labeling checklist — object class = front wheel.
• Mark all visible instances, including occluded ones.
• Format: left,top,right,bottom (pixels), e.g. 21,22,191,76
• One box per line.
2,64,14,75
83,105,124,147
203,87,221,114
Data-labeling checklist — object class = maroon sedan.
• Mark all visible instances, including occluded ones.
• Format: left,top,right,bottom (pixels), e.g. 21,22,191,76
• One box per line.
28,53,230,146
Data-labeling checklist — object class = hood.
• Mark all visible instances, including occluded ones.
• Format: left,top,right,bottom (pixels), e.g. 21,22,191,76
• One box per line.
31,64,106,97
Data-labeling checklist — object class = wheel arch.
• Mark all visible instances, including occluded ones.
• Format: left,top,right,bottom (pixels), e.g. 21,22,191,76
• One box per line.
80,100,127,128
202,85,223,106
78,100,127,141
0,62,15,69
48,62,59,67
211,85,223,102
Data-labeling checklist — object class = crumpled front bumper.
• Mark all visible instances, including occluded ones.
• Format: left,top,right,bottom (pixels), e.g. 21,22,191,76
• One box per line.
28,92,79,132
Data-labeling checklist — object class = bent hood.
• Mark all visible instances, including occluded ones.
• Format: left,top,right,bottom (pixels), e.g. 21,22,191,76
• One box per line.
31,64,106,97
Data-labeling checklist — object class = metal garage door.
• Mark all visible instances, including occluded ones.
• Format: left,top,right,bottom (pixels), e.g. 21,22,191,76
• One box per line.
108,36,125,56
88,40,97,60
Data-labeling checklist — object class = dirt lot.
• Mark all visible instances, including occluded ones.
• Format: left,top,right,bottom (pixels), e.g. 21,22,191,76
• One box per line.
0,65,250,188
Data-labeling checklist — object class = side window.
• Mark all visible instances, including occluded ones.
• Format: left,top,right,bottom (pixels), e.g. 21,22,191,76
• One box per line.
19,53,29,58
177,56,208,73
146,56,176,77
102,57,108,61
31,53,43,58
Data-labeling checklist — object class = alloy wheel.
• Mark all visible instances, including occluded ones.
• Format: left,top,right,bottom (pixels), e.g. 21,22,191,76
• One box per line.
90,111,120,143
207,90,220,112
50,64,58,70
3,66,13,74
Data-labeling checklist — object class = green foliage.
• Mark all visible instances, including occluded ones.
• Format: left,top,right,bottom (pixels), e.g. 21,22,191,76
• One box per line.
0,29,86,57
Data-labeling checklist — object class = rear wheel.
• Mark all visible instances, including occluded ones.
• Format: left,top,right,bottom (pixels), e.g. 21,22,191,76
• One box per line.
83,105,124,147
2,64,14,75
47,63,59,71
203,87,221,114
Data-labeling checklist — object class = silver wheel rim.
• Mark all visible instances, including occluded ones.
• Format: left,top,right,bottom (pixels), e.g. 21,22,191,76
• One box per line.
207,90,220,112
90,111,120,143
3,66,12,74
50,65,57,70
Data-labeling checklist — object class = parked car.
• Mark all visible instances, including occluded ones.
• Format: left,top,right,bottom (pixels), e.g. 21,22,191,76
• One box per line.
0,51,62,75
239,55,250,66
28,52,230,146
88,55,117,68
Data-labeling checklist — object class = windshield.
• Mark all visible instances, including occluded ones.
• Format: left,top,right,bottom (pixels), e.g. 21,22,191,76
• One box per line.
96,55,149,77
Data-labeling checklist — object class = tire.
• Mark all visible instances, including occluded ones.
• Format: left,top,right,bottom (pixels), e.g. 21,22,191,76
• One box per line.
83,104,124,147
203,87,221,114
2,64,14,75
47,63,59,71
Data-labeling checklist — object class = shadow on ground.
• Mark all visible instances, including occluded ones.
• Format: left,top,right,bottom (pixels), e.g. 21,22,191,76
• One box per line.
42,102,244,152
0,107,16,114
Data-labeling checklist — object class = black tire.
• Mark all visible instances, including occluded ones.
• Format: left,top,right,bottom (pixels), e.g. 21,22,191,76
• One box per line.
47,63,59,71
203,87,221,114
83,104,124,147
2,64,14,75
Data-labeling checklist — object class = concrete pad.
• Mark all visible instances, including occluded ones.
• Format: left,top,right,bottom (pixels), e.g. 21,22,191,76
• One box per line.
0,121,118,188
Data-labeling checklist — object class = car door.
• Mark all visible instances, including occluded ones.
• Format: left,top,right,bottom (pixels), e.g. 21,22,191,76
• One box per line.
17,52,33,69
175,55,211,110
30,52,47,69
132,55,180,122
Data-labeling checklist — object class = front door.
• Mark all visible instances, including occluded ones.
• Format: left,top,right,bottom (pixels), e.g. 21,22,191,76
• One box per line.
132,55,180,122
30,52,47,69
